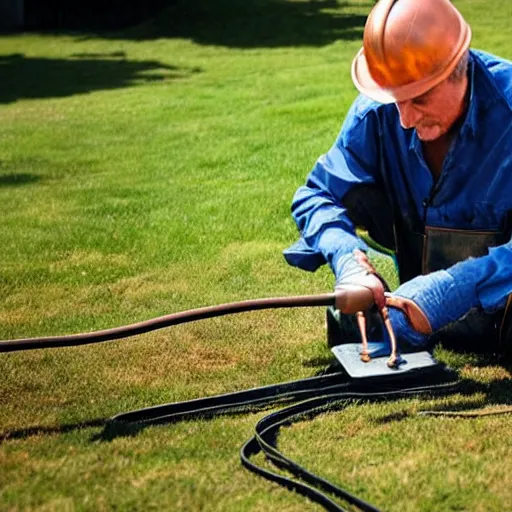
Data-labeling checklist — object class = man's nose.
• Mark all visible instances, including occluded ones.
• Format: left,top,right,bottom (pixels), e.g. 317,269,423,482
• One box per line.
396,101,422,129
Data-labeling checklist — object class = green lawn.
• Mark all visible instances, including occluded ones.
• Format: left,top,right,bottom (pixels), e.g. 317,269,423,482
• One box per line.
1,0,512,510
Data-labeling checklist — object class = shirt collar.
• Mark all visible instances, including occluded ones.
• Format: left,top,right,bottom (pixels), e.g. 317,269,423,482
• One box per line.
460,53,477,138
460,50,505,138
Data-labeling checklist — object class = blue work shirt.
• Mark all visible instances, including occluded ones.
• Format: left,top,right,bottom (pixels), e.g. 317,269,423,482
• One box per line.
285,49,512,312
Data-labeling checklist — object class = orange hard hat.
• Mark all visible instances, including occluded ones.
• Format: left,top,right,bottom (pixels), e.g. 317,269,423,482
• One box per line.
351,0,471,103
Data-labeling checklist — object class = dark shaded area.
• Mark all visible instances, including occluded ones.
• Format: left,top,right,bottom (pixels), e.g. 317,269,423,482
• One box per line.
376,375,512,426
23,0,177,30
94,371,512,441
303,355,337,369
0,173,41,187
308,357,345,376
0,417,105,445
91,405,272,442
0,53,200,104
374,410,411,425
0,406,270,444
2,372,511,444
112,0,368,47
22,0,370,49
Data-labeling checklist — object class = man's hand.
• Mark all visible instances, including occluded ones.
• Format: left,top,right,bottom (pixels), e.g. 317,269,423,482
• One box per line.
334,250,387,310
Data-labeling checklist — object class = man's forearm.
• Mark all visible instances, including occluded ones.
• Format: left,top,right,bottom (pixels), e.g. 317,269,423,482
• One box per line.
447,240,512,312
391,239,512,338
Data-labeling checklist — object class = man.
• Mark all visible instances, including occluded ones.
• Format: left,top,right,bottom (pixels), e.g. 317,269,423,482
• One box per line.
284,0,512,354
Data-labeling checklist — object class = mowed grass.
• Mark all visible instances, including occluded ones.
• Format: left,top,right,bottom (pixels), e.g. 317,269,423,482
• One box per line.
1,0,512,510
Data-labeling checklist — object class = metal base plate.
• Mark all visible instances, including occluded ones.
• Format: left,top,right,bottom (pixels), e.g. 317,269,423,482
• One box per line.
331,343,439,379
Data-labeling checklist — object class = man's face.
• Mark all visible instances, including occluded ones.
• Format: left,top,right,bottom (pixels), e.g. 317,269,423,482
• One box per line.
395,74,468,141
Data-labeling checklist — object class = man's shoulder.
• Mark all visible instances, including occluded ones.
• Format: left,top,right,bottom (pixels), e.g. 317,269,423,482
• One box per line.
472,49,512,70
349,94,393,120
472,49,512,107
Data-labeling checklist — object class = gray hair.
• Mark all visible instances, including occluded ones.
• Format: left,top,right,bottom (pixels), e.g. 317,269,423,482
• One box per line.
448,51,469,82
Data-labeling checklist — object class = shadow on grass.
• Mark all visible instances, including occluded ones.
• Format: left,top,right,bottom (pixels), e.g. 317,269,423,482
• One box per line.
4,358,510,444
375,377,512,425
0,406,274,444
91,405,275,443
302,355,341,376
0,173,41,187
120,0,369,47
0,53,201,104
0,417,106,445
31,0,371,48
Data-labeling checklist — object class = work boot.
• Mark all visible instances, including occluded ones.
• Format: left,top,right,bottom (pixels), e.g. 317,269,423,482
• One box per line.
326,306,360,348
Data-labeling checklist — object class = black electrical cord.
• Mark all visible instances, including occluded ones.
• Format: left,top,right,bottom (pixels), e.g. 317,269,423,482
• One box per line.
107,362,458,511
241,380,459,512
100,360,444,512
0,291,462,510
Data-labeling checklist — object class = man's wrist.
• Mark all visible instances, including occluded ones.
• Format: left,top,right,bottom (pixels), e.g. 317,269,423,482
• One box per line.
320,228,368,275
334,250,372,283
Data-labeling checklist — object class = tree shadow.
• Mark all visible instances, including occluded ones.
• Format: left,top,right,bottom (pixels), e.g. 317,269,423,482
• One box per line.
0,53,201,104
0,173,41,187
22,0,175,31
31,0,371,48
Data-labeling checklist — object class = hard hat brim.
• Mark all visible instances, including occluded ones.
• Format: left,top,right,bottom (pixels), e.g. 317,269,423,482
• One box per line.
351,24,472,104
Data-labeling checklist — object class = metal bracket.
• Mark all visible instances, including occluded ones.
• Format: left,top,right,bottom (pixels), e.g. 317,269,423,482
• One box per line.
331,343,440,379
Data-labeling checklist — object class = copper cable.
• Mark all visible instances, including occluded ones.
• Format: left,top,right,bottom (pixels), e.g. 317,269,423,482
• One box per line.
0,293,338,353
356,311,371,362
0,289,412,357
